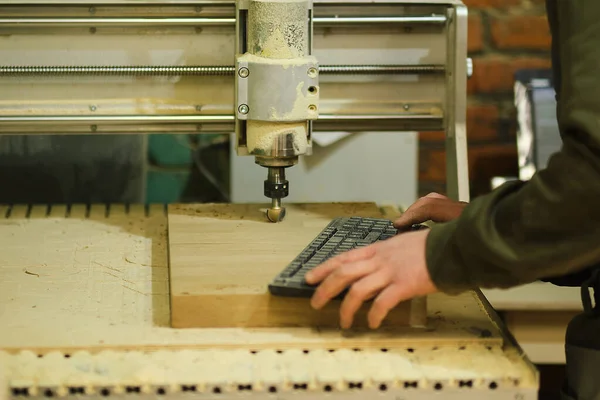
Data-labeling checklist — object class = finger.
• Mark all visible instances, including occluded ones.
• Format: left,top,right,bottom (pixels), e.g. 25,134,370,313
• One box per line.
310,259,378,310
339,269,390,329
393,198,434,228
367,283,410,329
393,193,440,228
394,199,466,228
424,192,448,200
305,246,375,284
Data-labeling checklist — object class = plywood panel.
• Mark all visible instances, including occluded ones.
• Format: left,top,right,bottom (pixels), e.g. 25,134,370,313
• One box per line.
167,203,419,329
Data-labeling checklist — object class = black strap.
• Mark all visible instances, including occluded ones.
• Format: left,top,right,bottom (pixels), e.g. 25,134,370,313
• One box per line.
581,268,600,316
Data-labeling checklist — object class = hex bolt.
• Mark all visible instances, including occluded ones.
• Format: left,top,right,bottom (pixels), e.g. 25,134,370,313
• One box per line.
239,104,249,114
238,67,249,78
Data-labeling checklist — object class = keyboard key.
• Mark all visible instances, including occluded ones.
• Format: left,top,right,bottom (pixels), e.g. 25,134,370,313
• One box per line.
364,232,382,242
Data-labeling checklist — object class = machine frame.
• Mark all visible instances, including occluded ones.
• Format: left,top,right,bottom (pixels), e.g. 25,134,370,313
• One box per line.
0,0,470,202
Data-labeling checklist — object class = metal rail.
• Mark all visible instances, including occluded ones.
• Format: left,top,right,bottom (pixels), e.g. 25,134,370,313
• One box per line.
0,114,439,124
0,65,445,77
0,15,447,27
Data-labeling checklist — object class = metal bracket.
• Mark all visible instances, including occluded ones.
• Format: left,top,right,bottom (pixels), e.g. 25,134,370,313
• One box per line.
235,55,319,122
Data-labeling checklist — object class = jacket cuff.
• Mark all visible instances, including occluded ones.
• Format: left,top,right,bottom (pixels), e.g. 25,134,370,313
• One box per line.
425,220,475,295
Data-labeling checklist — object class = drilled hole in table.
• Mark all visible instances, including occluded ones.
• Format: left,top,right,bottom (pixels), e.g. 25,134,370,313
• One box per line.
12,388,29,397
43,389,54,398
323,385,332,392
378,384,388,392
434,383,443,390
293,384,307,390
489,381,498,390
459,380,473,388
212,387,222,394
156,388,166,396
404,381,418,389
237,385,252,391
125,386,141,394
407,348,415,353
100,388,110,397
268,386,277,393
181,385,196,392
380,348,388,352
69,387,85,395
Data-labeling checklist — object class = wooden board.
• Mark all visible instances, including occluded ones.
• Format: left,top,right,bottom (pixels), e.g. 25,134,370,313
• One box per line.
0,203,504,354
167,203,423,329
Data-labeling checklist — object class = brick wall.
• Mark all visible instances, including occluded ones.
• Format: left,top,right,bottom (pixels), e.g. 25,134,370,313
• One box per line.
419,0,552,198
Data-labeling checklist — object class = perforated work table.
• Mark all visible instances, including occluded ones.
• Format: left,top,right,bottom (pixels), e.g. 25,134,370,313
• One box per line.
0,203,539,399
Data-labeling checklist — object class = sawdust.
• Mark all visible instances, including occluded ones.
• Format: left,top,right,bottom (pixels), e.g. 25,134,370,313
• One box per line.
1,345,536,390
246,120,307,155
248,0,308,59
239,53,309,69
0,358,5,400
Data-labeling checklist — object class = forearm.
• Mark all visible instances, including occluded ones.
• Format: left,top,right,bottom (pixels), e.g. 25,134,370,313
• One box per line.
424,0,600,294
427,134,600,293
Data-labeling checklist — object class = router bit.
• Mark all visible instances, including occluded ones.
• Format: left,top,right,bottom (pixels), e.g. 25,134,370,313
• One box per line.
264,167,288,223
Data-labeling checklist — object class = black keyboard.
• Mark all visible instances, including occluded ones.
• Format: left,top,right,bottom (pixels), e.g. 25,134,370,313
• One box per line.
268,217,427,298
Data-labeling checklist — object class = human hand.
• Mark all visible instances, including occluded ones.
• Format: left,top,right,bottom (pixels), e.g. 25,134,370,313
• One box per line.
305,229,437,329
394,192,467,229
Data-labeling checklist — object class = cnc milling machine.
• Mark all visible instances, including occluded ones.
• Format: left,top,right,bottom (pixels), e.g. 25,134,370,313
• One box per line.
0,0,471,219
0,2,545,399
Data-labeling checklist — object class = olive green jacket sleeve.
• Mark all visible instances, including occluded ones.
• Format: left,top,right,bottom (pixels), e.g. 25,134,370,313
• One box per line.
425,0,600,294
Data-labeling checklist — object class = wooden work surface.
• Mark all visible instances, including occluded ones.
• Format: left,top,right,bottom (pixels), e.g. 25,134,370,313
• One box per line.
168,202,423,329
0,203,506,353
0,203,539,396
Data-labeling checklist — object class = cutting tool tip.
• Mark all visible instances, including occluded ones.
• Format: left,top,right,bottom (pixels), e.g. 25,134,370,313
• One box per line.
266,206,286,223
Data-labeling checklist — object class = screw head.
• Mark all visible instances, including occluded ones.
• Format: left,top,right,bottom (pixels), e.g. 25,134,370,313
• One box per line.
238,67,249,78
89,105,97,112
238,104,249,114
307,67,318,78
403,104,410,111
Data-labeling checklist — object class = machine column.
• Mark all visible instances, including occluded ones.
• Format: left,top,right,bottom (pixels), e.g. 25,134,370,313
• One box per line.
235,0,318,222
